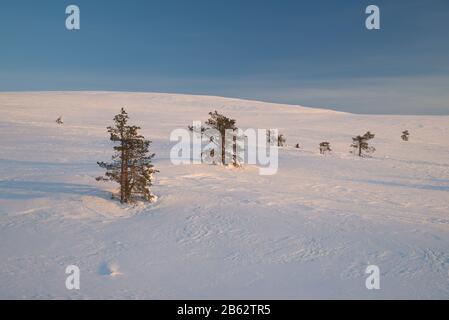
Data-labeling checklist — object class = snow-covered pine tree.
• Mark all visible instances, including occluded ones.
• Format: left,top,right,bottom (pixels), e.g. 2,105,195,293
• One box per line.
96,108,157,203
319,142,331,155
56,116,63,125
401,130,410,141
351,131,375,157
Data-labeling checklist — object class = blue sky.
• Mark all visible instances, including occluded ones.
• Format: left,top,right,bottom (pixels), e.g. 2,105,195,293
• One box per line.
1,0,448,114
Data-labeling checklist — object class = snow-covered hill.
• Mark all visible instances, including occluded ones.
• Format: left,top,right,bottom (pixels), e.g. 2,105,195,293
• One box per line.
0,92,448,299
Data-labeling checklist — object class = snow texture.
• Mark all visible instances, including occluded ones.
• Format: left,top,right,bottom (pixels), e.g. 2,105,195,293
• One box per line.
0,92,448,299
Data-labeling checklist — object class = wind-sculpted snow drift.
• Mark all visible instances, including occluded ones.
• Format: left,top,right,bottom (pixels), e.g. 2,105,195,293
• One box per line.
0,92,448,299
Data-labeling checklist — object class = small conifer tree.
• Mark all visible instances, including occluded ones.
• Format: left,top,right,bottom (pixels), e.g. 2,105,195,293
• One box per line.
351,131,375,157
277,134,286,147
319,142,331,155
97,108,157,203
401,130,410,141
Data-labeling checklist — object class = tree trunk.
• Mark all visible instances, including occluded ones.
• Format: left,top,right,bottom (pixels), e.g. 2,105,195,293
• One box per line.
120,134,125,203
221,134,226,165
233,131,237,166
123,147,129,203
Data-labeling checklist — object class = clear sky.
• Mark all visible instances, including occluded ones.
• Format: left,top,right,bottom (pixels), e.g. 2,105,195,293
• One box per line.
1,0,448,114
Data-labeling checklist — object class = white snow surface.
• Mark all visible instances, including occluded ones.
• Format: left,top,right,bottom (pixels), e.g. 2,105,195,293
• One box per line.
0,91,448,299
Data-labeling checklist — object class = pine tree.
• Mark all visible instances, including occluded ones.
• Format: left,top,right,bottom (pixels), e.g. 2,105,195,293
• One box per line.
319,142,331,155
266,130,276,144
351,131,375,157
231,128,245,167
277,134,286,147
96,108,157,203
401,130,410,141
127,137,157,202
204,111,238,165
56,116,63,125
188,124,214,161
295,143,301,149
